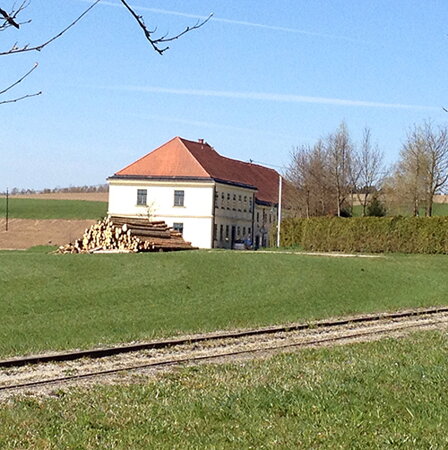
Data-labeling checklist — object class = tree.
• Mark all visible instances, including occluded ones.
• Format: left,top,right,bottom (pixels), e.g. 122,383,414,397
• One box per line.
388,122,448,216
326,122,356,217
287,123,387,218
420,122,448,216
0,1,211,104
387,133,426,216
286,140,335,217
356,127,386,216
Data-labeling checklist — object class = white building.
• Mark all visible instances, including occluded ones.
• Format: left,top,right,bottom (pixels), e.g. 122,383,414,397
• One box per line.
108,137,280,249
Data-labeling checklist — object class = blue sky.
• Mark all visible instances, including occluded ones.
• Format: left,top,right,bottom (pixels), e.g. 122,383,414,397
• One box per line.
1,0,447,190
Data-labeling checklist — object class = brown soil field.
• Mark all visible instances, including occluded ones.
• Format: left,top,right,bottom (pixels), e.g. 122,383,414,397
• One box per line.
0,219,97,250
10,192,108,202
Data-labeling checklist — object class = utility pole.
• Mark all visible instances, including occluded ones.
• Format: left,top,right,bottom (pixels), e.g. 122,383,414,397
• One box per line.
276,175,282,247
5,187,9,231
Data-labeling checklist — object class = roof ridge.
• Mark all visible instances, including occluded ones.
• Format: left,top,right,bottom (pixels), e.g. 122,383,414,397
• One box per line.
180,137,278,174
205,150,279,175
178,137,214,178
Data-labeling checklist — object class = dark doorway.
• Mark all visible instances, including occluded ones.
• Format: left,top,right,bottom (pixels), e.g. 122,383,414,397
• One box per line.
231,225,236,248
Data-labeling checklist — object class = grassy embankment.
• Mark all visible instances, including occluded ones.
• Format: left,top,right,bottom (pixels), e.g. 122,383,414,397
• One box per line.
1,249,447,358
1,330,447,447
0,198,107,220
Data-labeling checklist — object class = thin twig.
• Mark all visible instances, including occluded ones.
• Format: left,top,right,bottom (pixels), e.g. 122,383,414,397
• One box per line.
0,7,20,28
0,1,30,31
0,0,101,55
119,0,213,55
0,62,38,95
0,91,41,105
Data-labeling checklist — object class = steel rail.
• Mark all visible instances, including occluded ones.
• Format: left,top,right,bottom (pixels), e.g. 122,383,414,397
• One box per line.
0,318,445,393
1,306,448,369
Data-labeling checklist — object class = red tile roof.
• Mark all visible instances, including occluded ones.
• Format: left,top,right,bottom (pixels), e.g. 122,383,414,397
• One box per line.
114,137,280,204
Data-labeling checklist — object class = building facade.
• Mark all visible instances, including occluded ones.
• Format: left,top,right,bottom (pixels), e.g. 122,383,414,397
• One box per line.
108,137,280,249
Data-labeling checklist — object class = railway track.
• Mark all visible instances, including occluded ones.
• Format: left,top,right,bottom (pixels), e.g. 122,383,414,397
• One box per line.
1,306,448,395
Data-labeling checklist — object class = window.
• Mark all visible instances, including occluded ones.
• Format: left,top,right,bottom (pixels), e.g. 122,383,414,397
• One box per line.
220,224,223,241
174,190,184,207
243,226,246,236
238,195,242,201
249,198,253,213
256,212,260,223
237,226,240,236
137,189,147,206
173,222,184,235
226,225,229,238
248,227,251,235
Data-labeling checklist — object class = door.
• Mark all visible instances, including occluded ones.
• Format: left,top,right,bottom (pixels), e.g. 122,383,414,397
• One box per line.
231,225,236,248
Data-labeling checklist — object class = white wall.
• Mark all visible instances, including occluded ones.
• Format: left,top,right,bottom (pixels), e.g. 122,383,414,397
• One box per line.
108,180,214,248
213,183,255,249
108,179,278,249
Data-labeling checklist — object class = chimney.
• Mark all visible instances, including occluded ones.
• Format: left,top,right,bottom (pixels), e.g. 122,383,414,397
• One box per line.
198,138,204,144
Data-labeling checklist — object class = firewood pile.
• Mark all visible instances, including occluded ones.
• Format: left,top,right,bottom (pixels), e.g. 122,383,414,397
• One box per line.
57,216,197,253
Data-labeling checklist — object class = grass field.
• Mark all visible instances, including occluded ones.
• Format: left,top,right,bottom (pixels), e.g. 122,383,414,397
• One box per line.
352,202,448,217
1,330,447,448
1,249,447,358
0,198,107,220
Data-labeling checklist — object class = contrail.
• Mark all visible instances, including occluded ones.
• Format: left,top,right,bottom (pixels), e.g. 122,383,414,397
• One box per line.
76,0,369,44
101,85,438,111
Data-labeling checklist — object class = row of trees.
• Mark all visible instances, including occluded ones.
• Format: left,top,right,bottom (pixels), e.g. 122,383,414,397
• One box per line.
286,121,448,217
3,184,108,196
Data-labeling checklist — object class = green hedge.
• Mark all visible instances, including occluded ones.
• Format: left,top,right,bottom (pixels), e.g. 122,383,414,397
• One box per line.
280,217,448,254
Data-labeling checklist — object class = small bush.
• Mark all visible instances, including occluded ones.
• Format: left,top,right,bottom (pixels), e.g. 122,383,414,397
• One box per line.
366,195,386,217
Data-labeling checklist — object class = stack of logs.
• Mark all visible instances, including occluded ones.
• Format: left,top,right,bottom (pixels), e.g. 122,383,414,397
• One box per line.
57,216,196,254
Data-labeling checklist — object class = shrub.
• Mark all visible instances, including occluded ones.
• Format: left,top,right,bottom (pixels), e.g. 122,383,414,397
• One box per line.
280,216,448,254
366,195,386,217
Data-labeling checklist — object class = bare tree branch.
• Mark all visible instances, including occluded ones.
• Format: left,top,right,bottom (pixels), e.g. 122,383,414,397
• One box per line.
0,0,212,105
119,0,213,55
0,0,101,55
0,7,20,28
0,1,30,32
0,91,41,105
0,0,29,30
0,61,38,95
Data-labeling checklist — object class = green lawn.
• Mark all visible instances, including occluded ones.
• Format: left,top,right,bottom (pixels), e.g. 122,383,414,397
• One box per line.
0,198,107,219
1,330,447,448
1,249,447,358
